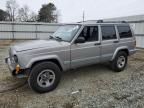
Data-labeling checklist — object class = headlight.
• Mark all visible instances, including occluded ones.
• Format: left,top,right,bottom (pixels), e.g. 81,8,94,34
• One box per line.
9,48,12,58
10,55,18,63
14,55,18,63
9,48,18,63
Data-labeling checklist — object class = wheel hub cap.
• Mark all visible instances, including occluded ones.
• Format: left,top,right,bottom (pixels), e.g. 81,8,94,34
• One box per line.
37,69,55,88
117,56,126,68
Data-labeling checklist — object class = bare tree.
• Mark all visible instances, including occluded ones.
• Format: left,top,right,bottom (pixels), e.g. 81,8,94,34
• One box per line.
17,5,29,22
53,10,61,23
6,0,19,21
17,5,37,22
29,11,38,22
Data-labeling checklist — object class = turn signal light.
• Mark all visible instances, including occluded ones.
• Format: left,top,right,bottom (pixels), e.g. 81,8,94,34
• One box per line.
16,64,20,74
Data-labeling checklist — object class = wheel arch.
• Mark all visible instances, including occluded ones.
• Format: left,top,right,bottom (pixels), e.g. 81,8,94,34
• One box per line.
26,55,64,72
31,59,63,71
111,47,129,61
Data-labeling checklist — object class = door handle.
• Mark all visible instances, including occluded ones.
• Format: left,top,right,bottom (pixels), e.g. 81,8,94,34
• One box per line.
113,41,119,43
94,43,101,45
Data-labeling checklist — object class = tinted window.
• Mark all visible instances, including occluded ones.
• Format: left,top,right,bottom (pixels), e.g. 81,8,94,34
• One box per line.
117,26,132,38
79,26,98,42
101,26,116,40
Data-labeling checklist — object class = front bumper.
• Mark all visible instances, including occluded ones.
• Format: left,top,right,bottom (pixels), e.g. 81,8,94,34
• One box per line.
5,57,29,78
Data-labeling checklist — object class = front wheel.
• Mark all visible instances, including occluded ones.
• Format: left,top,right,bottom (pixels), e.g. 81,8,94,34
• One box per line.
111,51,128,72
28,62,62,93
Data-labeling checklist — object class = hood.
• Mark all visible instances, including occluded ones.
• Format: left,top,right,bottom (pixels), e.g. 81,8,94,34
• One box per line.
13,40,67,52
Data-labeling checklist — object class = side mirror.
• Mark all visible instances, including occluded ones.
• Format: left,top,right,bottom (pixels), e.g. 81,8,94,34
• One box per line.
75,37,85,43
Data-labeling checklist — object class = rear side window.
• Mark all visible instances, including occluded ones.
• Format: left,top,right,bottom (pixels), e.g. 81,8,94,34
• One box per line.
101,26,116,40
117,26,132,38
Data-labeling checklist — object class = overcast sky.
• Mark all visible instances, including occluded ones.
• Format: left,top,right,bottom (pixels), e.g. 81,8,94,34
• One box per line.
0,0,144,23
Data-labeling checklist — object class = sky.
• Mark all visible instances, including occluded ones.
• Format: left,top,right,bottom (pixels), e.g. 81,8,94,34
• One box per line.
0,0,144,23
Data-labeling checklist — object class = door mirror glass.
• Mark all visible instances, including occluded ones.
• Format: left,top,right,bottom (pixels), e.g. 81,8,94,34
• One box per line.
75,37,85,43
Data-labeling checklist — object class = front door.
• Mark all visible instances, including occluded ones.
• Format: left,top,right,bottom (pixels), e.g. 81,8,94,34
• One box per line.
71,26,101,68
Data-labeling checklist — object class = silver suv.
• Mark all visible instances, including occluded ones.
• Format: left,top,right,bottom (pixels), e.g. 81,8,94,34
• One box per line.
5,21,136,93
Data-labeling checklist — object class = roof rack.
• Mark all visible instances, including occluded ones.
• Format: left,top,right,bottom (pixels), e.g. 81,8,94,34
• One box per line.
96,20,127,23
78,20,127,23
97,20,103,23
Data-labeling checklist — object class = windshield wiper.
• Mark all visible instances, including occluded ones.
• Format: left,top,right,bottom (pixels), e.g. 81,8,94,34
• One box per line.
49,35,63,41
49,35,54,39
55,36,62,41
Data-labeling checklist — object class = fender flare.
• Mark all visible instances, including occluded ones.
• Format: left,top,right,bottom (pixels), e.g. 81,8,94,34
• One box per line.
25,55,64,70
111,46,129,61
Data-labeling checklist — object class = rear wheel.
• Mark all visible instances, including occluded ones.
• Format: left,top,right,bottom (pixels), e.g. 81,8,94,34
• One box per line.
111,51,128,72
28,62,62,93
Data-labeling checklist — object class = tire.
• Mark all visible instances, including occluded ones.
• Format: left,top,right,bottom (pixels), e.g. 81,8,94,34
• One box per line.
28,62,62,93
111,51,128,72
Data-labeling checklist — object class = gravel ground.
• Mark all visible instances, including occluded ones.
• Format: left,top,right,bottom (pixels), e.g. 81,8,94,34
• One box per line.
0,40,144,108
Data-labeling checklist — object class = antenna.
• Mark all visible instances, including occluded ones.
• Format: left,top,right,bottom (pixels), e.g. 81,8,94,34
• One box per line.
83,11,85,22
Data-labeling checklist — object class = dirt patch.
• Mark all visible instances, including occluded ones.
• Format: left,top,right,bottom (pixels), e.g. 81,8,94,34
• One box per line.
0,40,14,46
0,78,26,93
0,40,144,108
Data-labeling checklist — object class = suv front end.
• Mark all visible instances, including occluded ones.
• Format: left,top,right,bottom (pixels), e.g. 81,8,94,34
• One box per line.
5,47,28,78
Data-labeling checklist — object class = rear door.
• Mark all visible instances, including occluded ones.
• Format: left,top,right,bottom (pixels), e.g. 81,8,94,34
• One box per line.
100,25,119,61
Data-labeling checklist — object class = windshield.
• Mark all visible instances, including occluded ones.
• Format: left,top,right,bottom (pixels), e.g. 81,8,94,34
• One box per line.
52,25,80,42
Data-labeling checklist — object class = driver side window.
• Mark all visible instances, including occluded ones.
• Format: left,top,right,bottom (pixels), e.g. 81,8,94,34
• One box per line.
79,26,99,42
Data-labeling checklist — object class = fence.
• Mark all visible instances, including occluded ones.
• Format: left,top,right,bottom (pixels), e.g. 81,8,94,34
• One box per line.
0,21,144,48
0,22,62,39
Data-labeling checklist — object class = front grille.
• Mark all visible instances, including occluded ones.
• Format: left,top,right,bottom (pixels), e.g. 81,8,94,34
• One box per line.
9,48,12,60
9,48,14,63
